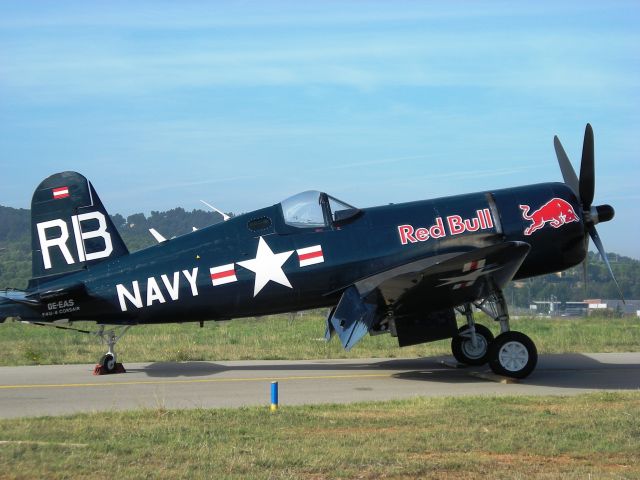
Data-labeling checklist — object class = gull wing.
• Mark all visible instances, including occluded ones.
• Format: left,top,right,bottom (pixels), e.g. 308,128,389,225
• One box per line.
327,241,530,350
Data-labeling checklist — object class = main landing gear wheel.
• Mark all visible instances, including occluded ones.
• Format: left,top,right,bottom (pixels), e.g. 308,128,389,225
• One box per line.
488,331,537,379
451,324,494,365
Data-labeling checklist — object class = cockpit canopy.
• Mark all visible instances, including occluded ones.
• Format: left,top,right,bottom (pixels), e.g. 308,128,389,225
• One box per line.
280,190,359,228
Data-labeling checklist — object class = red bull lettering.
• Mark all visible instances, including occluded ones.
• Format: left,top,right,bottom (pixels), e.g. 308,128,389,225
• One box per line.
519,198,579,236
398,209,494,245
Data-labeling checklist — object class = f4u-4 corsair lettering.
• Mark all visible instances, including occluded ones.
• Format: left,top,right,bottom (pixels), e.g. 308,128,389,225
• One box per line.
398,209,494,245
2,125,622,381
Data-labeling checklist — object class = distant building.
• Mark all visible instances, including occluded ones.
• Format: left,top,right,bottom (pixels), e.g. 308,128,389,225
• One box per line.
529,299,639,317
584,299,640,317
564,301,589,316
530,300,561,315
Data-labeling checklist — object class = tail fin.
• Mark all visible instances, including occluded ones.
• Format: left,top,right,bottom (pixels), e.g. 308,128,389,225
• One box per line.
30,171,128,286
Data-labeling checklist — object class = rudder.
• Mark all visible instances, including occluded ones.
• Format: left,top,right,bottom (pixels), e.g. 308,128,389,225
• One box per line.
30,171,128,285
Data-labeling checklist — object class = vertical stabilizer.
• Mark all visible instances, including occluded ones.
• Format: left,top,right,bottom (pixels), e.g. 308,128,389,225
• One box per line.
30,171,128,284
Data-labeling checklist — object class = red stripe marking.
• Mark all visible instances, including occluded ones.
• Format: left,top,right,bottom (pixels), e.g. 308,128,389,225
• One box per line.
211,270,235,280
52,187,70,199
299,251,323,261
470,260,478,271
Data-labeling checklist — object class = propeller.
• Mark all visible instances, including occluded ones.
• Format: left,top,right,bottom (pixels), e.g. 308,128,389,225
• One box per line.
553,124,624,302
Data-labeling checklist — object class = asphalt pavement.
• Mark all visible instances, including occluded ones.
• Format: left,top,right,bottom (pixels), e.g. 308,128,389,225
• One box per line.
0,352,639,418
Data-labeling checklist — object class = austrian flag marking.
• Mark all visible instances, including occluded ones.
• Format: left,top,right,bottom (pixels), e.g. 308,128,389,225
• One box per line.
52,187,70,199
452,259,487,289
210,264,237,286
297,245,324,267
463,259,486,273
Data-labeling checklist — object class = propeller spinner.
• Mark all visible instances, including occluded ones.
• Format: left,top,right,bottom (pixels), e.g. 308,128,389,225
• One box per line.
553,124,623,301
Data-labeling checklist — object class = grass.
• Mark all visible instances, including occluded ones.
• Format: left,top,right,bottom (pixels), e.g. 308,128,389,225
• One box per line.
0,392,638,479
1,313,639,366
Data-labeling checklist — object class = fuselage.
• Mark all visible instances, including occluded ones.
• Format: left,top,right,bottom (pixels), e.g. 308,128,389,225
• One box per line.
26,182,586,325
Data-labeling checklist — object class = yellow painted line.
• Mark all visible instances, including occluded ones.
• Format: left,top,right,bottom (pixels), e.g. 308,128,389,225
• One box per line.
0,373,392,390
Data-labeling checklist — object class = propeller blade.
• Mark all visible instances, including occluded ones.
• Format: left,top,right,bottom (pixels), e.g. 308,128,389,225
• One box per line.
554,135,580,198
579,123,595,208
582,234,589,295
588,224,625,303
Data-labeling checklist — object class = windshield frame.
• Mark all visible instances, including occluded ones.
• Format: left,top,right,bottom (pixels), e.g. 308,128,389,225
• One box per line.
279,190,357,229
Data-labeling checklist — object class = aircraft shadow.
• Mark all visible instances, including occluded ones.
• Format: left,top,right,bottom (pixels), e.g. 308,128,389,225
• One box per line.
129,357,447,378
511,353,640,390
392,353,640,391
129,353,640,391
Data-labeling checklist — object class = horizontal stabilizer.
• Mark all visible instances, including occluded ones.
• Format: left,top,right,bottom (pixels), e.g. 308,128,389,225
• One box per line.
0,290,39,321
27,282,88,302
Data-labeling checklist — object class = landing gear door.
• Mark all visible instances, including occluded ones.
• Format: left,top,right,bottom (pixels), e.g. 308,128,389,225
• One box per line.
328,286,381,351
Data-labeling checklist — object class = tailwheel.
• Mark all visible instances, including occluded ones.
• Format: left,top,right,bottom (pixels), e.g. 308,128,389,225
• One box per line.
100,353,117,373
451,324,494,365
92,325,131,375
488,331,537,379
94,350,126,375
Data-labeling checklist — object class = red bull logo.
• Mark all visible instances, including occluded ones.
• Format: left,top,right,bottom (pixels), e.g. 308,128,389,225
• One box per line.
519,198,579,236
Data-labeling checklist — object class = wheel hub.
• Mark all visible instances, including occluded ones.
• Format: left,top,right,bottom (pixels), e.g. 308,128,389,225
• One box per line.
498,341,529,372
462,335,488,359
103,354,116,371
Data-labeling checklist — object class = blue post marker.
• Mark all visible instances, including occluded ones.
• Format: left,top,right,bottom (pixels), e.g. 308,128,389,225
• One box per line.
270,381,279,412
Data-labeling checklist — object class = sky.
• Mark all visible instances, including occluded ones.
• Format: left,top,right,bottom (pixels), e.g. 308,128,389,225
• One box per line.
1,1,638,257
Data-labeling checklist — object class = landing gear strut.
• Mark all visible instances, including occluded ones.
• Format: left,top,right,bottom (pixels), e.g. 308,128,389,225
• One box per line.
93,325,131,375
474,292,538,379
451,303,494,365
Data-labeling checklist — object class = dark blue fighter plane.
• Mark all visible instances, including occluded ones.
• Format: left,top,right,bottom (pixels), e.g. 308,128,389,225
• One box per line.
0,125,620,378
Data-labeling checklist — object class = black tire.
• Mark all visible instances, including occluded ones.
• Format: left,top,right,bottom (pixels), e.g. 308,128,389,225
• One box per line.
101,353,116,373
451,324,494,365
488,331,538,379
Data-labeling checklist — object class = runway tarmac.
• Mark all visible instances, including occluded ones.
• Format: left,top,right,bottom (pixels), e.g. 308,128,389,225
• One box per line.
1,352,639,418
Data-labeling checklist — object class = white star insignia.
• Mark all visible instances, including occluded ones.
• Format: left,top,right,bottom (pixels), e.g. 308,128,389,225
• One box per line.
237,237,294,297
